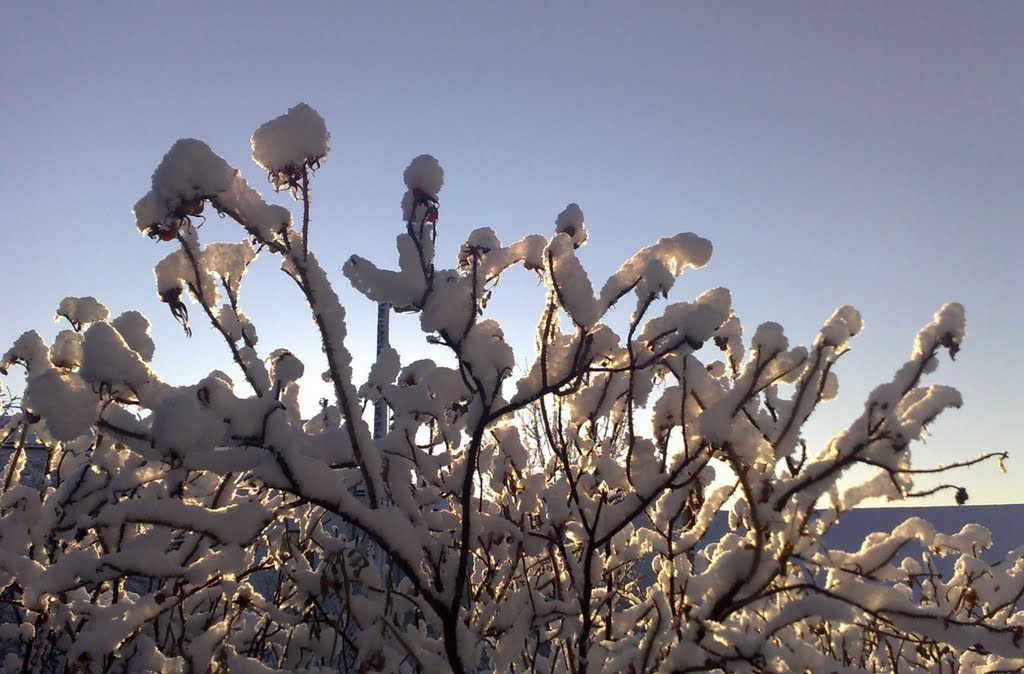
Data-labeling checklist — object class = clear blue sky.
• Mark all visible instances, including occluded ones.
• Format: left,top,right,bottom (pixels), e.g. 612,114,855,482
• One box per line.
1,2,1020,504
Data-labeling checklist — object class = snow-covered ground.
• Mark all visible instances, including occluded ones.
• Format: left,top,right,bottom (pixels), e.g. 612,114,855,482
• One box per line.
693,502,1023,560
823,504,1022,559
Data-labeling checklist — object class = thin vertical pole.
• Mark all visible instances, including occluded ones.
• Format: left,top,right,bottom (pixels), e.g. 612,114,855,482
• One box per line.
373,303,391,587
373,302,391,441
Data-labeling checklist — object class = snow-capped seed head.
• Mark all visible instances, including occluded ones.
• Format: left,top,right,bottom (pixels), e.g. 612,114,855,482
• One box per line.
134,190,206,242
816,305,863,349
752,321,788,354
465,227,501,252
24,369,98,441
133,190,166,234
458,227,502,271
78,322,152,388
160,287,191,338
269,349,304,384
403,155,444,197
195,373,234,409
0,331,49,376
111,311,156,362
251,103,330,191
401,155,444,223
152,139,236,203
696,287,733,316
50,330,83,369
204,241,257,294
56,297,109,330
915,302,966,360
555,203,588,248
634,259,675,299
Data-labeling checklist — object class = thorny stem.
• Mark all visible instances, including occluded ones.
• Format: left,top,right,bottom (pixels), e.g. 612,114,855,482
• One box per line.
287,250,380,509
624,293,655,485
301,164,310,261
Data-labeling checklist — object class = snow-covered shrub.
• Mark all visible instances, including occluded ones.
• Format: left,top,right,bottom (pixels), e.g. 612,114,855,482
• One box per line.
0,104,1020,674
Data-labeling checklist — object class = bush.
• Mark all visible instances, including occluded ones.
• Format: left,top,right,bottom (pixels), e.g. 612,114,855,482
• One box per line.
0,103,1019,673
